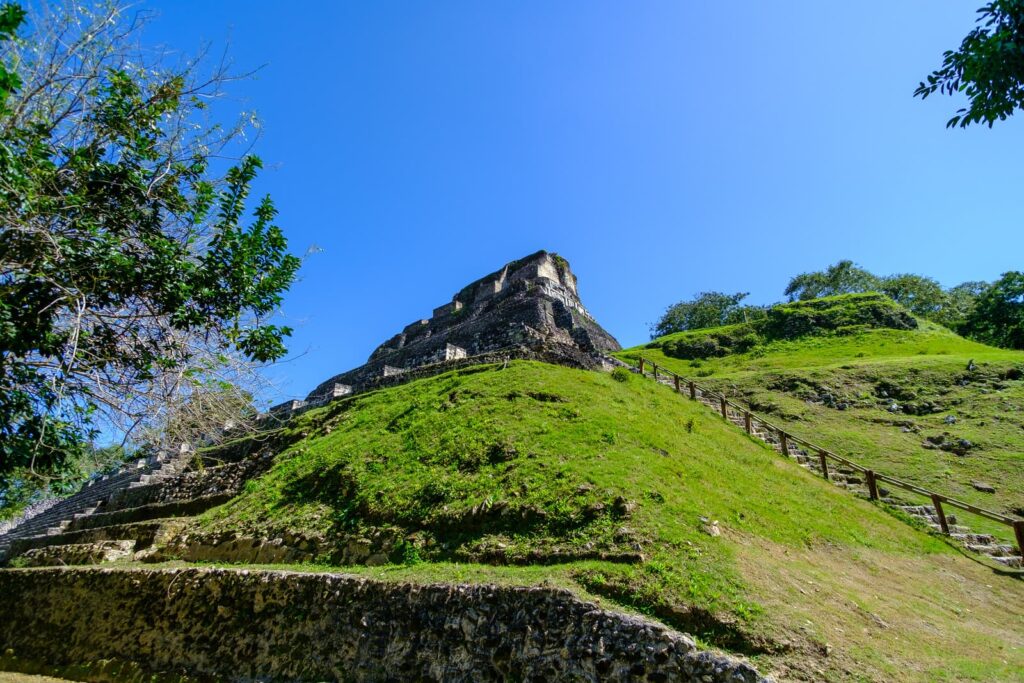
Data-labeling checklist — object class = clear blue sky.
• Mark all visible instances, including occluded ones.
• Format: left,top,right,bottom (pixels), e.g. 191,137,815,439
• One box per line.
141,1,1024,403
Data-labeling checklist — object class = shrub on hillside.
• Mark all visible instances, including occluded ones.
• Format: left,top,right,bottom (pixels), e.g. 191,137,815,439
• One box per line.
610,367,632,382
660,325,763,360
763,294,917,340
652,294,917,361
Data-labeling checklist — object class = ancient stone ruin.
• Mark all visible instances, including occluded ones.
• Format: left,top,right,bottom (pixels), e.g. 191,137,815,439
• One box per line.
271,250,621,415
0,250,771,682
0,250,622,565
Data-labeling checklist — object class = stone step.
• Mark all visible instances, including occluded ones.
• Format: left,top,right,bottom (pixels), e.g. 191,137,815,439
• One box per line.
6,519,184,559
0,448,195,560
67,494,230,532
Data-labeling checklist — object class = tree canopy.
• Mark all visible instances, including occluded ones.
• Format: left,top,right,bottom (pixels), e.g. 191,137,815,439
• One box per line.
915,0,1024,127
784,260,882,302
878,274,947,318
0,2,299,486
650,292,765,338
962,271,1024,349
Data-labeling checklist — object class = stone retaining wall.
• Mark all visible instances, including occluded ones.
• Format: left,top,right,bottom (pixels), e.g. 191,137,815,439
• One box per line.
0,567,767,682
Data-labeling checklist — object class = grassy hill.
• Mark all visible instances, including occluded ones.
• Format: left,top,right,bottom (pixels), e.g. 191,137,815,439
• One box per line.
186,359,1024,682
616,294,1024,544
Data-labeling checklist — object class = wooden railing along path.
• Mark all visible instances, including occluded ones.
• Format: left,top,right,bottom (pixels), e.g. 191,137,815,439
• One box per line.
630,355,1024,564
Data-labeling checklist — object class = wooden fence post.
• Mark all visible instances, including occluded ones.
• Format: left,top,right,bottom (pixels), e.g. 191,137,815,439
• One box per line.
818,450,830,481
866,470,879,500
674,375,680,393
744,412,752,434
652,363,658,380
638,358,644,374
1014,520,1024,559
720,396,728,419
778,430,789,457
688,382,696,400
931,494,950,534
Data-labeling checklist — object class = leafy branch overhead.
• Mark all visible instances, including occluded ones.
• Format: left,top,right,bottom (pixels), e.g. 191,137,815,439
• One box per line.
915,0,1024,127
0,2,299,484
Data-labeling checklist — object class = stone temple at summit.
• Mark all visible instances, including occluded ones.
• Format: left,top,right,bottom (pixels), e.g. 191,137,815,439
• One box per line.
303,250,621,403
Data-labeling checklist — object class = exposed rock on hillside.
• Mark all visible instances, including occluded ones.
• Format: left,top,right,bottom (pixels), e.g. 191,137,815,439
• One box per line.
306,250,620,400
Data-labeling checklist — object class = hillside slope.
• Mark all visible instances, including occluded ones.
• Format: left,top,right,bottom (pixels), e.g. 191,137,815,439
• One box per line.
172,360,1024,682
617,294,1024,544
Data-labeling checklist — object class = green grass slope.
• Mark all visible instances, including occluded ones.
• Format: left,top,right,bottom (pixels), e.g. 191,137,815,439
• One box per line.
617,295,1024,543
190,360,1024,682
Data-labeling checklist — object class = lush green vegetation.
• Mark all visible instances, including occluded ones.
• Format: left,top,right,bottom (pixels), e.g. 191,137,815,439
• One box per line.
647,293,915,361
619,297,1024,543
915,0,1024,128
189,360,1024,681
654,261,1024,355
0,2,297,500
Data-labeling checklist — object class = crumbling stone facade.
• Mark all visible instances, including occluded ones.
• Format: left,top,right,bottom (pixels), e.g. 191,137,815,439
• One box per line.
304,251,620,401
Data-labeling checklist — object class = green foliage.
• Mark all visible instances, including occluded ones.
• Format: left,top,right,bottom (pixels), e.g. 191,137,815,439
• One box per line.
649,294,916,361
784,260,883,301
914,0,1024,127
932,280,988,331
963,271,1024,349
763,293,917,339
0,3,24,111
879,273,946,317
650,291,765,338
781,260,999,336
652,324,763,360
0,4,299,481
610,366,632,382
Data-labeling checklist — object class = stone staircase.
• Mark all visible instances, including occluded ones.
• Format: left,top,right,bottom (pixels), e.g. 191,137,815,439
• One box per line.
0,446,271,567
634,362,1023,570
0,446,194,563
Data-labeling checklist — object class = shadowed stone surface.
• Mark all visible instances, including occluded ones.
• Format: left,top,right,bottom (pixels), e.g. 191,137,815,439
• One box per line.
306,251,620,400
0,567,767,683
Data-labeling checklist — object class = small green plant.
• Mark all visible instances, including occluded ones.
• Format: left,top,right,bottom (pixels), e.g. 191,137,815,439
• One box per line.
684,417,696,433
396,539,423,566
611,367,632,383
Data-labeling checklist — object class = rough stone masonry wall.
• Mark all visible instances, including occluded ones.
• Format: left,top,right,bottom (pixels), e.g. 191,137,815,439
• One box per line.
0,567,767,683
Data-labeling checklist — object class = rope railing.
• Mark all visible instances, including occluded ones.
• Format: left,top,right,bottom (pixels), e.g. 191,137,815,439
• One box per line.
632,355,1024,559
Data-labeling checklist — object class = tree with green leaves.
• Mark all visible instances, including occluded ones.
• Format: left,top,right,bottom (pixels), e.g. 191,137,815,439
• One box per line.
931,281,988,331
962,272,1024,349
915,1,1024,127
650,292,764,338
0,2,299,488
784,260,883,302
879,273,947,318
